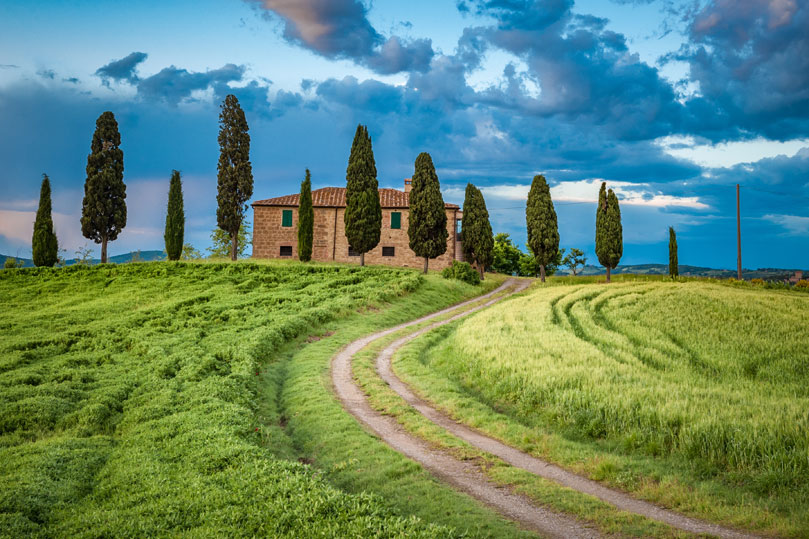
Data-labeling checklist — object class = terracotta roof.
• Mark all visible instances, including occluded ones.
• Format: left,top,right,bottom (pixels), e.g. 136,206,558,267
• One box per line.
252,187,459,209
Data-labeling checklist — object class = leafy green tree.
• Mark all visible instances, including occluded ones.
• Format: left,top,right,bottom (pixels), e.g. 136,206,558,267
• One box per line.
181,243,203,260
408,152,448,273
4,257,23,269
344,124,381,266
216,94,253,261
74,245,93,265
595,182,623,283
208,221,251,258
461,183,493,280
520,247,563,278
525,174,559,282
490,233,522,275
298,169,314,262
32,173,59,267
164,170,184,261
669,227,678,278
562,248,587,276
81,111,126,264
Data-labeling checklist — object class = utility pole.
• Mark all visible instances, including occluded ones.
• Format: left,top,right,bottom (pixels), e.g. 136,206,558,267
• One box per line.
736,183,742,280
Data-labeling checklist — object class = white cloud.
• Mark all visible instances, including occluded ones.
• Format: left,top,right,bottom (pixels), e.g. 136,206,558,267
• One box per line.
763,214,809,236
655,135,809,169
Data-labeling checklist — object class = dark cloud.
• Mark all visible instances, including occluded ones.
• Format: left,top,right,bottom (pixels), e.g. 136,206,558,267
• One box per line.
679,0,809,141
248,0,434,74
0,64,20,69
136,63,245,105
36,69,55,80
62,77,80,84
95,52,148,86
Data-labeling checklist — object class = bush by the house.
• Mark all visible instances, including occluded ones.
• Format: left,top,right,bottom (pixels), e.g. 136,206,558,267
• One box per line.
442,260,480,285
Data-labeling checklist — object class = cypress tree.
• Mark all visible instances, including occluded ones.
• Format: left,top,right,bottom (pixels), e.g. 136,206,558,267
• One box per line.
298,169,314,262
408,152,448,274
595,182,623,283
669,226,678,278
164,170,184,261
344,124,381,266
525,174,559,283
32,173,59,267
216,94,253,261
461,183,493,280
81,111,126,264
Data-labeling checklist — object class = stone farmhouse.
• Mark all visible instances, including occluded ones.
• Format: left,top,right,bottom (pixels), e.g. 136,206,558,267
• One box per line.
252,180,464,270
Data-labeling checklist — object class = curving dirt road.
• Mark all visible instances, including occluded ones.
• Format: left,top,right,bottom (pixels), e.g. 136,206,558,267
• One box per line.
332,279,758,538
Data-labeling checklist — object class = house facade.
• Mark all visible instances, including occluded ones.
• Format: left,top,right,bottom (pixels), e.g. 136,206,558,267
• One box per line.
252,180,464,270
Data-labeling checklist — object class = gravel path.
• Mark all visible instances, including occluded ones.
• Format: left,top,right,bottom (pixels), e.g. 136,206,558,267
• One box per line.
373,282,759,539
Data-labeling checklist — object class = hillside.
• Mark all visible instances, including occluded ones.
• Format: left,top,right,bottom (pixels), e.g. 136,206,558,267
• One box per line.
557,263,806,280
1,250,166,268
0,262,456,538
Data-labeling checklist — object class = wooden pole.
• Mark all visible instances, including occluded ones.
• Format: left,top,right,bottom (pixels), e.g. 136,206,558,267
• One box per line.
736,183,742,280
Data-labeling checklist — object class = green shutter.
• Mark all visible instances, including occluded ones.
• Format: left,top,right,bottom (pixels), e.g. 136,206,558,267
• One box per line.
391,212,401,229
282,209,293,227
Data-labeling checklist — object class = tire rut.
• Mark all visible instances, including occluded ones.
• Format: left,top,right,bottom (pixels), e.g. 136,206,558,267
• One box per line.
332,279,599,538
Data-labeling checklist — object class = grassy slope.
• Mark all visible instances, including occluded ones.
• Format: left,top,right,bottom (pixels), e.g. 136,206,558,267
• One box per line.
261,273,543,538
0,262,461,538
396,279,809,536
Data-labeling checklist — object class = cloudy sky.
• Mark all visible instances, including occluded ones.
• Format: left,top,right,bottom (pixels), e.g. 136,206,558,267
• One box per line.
1,0,808,269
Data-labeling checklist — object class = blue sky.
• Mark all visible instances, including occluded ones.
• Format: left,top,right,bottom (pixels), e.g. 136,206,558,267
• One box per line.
1,0,808,269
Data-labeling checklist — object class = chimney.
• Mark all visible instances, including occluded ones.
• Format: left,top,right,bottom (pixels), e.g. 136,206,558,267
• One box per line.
404,178,412,193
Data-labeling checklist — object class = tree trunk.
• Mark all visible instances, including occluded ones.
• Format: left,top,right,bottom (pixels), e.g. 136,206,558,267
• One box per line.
101,235,108,264
230,231,237,261
360,252,365,267
478,263,484,281
423,257,429,274
540,264,546,283
606,266,611,283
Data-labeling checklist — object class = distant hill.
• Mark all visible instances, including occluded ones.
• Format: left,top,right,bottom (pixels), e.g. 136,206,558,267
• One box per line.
1,250,166,268
558,264,806,281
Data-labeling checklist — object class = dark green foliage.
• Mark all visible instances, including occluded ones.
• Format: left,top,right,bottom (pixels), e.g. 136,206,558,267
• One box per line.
216,94,253,261
3,258,23,269
0,263,446,538
81,111,126,264
441,260,481,285
595,182,623,282
525,174,559,282
561,248,587,276
461,183,493,280
669,227,679,278
32,174,58,267
164,170,184,261
298,169,314,262
344,125,381,266
408,153,448,273
490,233,522,275
520,248,563,278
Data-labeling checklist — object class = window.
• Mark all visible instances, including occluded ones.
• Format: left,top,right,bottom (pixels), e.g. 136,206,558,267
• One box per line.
348,246,359,257
282,209,293,227
391,212,402,229
382,246,395,257
456,219,462,240
280,245,292,257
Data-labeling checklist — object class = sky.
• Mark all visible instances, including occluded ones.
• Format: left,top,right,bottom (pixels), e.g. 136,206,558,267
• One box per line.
1,0,808,269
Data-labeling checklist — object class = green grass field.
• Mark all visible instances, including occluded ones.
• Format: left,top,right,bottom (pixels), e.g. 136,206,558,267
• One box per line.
406,279,809,535
0,262,466,538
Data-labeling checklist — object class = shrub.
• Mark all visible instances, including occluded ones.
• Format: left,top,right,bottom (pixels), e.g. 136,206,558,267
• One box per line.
750,278,764,285
441,260,480,285
795,279,809,289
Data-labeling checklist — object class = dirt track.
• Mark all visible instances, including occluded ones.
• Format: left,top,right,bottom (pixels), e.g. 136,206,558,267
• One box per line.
331,278,757,538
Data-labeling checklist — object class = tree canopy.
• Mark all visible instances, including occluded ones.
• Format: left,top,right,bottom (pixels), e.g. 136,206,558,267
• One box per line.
669,227,679,278
344,124,381,266
164,170,184,261
595,182,623,282
298,169,314,262
408,152,447,273
461,183,493,280
32,174,59,267
525,174,559,282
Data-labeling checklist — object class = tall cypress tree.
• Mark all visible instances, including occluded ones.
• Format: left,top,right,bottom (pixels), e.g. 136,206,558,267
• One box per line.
408,152,448,274
461,183,493,280
669,226,678,278
595,182,623,283
32,173,59,267
525,174,559,283
344,124,381,266
298,169,314,262
164,170,184,261
81,111,126,264
216,94,253,261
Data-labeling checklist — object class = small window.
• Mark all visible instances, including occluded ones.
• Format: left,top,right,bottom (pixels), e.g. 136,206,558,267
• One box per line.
280,245,292,257
456,219,462,240
391,212,402,229
282,209,293,227
348,246,359,257
382,246,395,257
